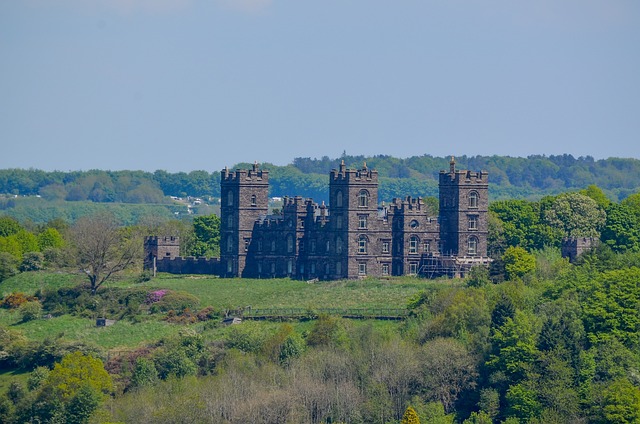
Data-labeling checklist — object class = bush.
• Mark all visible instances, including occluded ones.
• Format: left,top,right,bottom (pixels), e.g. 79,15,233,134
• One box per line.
150,291,200,313
19,300,43,322
1,292,36,309
20,252,45,272
0,252,18,282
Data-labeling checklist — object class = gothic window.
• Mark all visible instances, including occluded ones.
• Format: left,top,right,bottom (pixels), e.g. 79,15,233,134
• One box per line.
226,235,233,253
358,235,368,254
409,235,419,254
336,190,343,207
469,191,479,208
358,262,367,276
468,215,478,230
359,215,368,229
468,236,478,255
358,190,369,208
287,235,294,253
251,195,257,206
336,237,343,254
227,191,234,206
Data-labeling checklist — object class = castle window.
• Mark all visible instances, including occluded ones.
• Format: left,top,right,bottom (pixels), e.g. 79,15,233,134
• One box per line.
358,190,369,208
358,235,368,254
336,215,342,229
271,263,276,274
227,260,233,273
244,239,250,252
336,190,343,207
358,262,367,276
226,235,233,253
251,195,257,206
227,191,234,206
469,191,479,208
325,263,330,275
382,263,389,276
382,241,390,254
271,240,276,252
336,261,342,275
311,240,316,253
258,262,262,273
326,240,330,253
287,235,294,253
409,236,419,254
409,262,418,275
227,215,233,228
467,237,478,256
299,241,305,252
358,215,368,229
288,260,293,274
410,220,419,228
257,240,263,252
468,215,478,230
424,241,431,252
310,262,316,274
336,237,343,254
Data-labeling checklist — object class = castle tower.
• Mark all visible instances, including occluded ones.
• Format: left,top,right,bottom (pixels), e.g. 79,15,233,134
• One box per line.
143,236,180,271
438,157,489,258
329,161,380,279
220,162,269,277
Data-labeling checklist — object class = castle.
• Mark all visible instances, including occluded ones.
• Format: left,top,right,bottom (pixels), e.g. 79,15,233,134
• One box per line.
145,157,490,279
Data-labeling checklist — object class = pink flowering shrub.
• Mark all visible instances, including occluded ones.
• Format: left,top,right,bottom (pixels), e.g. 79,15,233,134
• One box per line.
146,289,168,305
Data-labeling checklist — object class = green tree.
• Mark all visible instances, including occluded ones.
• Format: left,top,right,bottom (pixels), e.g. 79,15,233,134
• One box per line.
44,351,113,400
580,184,611,209
189,214,220,257
37,227,65,251
0,251,18,281
0,216,22,237
130,357,158,388
600,378,640,424
502,246,536,280
543,192,606,238
401,405,421,424
601,203,640,252
20,251,45,271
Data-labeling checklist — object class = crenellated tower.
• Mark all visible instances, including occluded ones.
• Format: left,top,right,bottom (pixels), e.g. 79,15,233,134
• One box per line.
220,162,269,277
438,157,489,258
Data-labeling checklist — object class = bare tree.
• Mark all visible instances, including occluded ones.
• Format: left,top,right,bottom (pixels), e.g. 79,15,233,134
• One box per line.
70,212,139,294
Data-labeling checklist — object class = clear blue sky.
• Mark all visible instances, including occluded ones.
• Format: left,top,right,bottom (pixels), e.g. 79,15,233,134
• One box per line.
1,0,639,172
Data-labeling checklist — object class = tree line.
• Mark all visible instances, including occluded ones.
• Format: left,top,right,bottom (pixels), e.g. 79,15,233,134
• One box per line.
2,154,640,206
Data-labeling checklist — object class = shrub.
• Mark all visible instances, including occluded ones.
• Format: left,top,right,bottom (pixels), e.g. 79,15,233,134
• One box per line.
0,252,18,282
19,300,43,322
20,251,45,272
1,292,36,309
150,291,200,313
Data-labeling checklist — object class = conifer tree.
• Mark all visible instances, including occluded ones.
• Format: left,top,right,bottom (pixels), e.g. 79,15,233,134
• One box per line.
401,405,421,424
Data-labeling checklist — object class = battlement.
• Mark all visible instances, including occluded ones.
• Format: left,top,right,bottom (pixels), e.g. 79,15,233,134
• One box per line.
283,196,309,211
155,256,220,275
439,157,488,185
330,161,378,183
144,236,180,245
221,162,269,183
391,196,425,212
561,237,599,263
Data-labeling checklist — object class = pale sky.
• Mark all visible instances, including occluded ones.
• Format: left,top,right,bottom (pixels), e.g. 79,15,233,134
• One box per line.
1,0,639,172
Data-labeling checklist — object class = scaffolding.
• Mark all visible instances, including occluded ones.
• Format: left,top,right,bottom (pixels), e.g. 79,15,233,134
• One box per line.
419,254,492,279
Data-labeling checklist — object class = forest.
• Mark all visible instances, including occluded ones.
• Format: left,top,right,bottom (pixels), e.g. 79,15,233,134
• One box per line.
2,154,640,225
0,168,639,422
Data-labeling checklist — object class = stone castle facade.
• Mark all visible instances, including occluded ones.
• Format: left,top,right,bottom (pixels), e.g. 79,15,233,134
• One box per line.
145,157,490,279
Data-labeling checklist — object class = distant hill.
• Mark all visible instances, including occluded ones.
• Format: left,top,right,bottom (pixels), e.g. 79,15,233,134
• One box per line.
1,155,639,216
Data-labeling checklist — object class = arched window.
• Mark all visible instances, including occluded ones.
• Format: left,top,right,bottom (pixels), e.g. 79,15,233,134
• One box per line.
226,235,233,253
469,191,479,208
335,190,343,207
227,191,234,206
358,235,368,254
358,190,369,208
409,235,419,254
467,236,478,255
287,235,294,253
